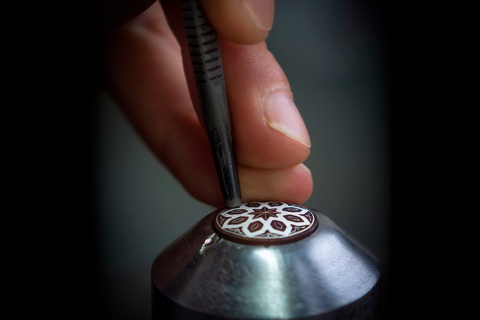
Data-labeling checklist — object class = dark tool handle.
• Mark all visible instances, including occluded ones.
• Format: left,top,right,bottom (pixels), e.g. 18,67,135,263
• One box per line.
181,0,242,208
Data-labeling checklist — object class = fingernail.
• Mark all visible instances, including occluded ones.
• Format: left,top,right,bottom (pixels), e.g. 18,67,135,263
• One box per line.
242,0,275,32
264,91,311,148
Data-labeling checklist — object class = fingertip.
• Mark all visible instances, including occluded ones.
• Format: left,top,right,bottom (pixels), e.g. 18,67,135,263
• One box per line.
199,0,275,44
289,163,314,204
242,0,275,35
264,90,311,149
239,163,313,205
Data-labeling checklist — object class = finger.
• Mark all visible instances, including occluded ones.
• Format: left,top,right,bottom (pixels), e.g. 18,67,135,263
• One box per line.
104,3,313,207
199,0,275,44
220,38,312,169
161,0,311,170
101,0,156,32
104,2,221,203
239,163,313,204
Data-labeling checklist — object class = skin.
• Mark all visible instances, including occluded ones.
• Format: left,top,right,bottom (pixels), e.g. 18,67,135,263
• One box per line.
102,0,313,208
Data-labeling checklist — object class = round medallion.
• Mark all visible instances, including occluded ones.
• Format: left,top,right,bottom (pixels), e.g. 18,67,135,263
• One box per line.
213,202,318,245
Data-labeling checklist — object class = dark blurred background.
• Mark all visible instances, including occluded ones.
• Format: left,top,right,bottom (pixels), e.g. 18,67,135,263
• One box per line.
94,0,391,318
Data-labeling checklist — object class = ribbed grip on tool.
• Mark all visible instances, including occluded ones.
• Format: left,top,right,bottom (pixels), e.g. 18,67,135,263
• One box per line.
181,0,242,208
181,0,223,83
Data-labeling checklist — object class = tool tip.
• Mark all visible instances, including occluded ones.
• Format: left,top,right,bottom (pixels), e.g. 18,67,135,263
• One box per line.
225,197,243,208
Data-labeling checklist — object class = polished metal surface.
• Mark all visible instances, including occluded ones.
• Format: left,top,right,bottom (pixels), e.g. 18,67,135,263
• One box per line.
151,205,380,319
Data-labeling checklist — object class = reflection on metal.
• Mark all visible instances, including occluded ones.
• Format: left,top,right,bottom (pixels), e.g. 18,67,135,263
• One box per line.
199,233,219,254
151,204,381,319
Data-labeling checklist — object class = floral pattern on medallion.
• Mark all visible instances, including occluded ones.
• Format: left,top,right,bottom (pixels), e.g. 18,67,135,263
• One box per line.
214,202,317,242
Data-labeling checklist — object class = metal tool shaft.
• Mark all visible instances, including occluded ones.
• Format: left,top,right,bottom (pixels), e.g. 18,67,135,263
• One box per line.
181,0,242,208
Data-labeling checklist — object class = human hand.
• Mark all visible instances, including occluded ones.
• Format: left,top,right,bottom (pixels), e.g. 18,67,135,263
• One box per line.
103,0,313,208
